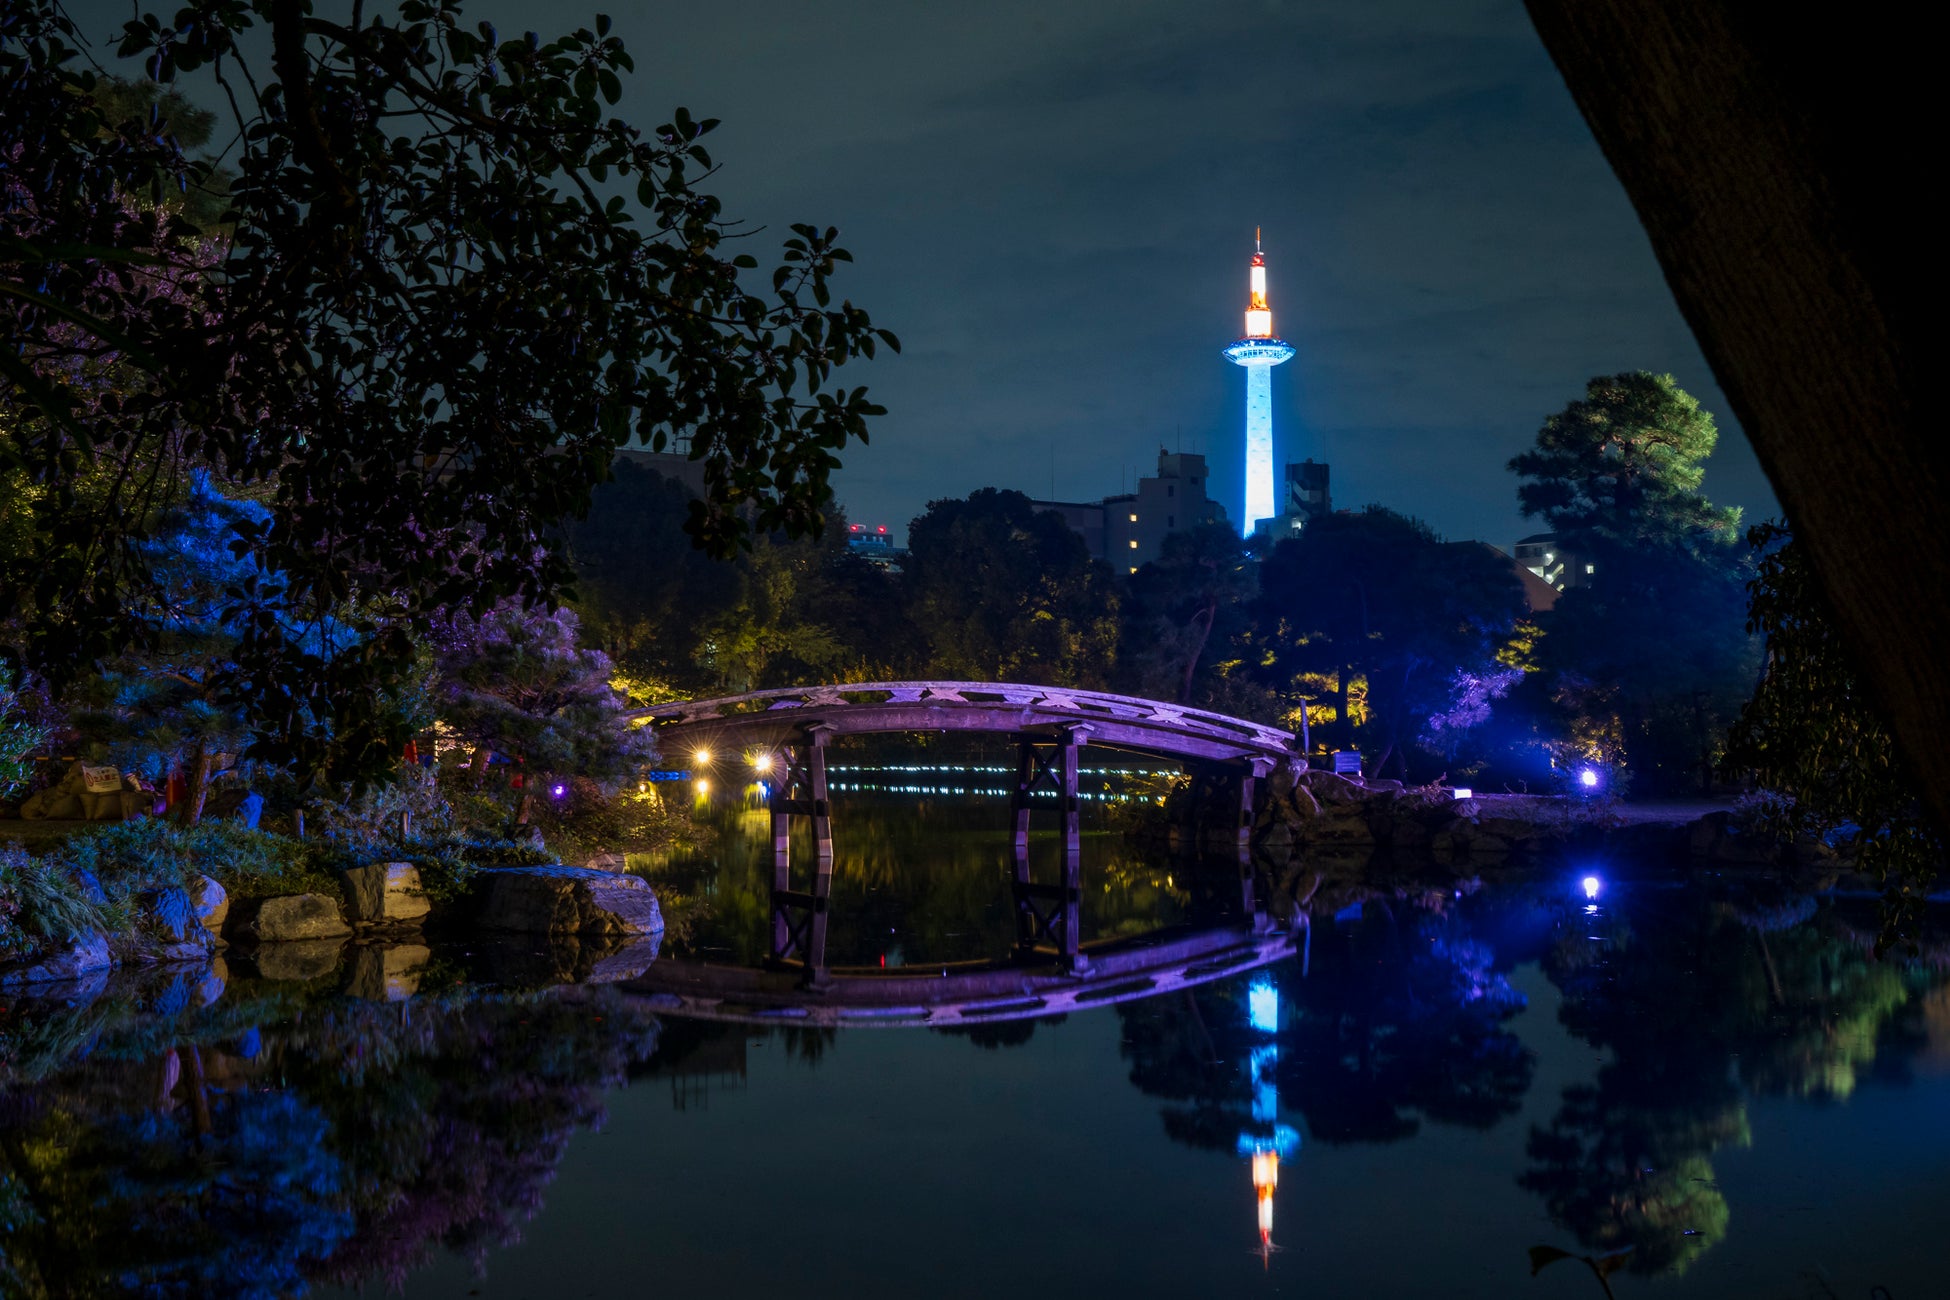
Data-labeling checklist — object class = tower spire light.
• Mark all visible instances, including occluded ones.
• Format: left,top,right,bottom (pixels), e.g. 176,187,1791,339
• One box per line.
1222,231,1297,536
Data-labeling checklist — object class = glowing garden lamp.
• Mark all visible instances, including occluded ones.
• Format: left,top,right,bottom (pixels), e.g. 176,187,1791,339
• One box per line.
1578,767,1600,790
752,752,774,774
550,782,567,799
1582,875,1602,900
694,749,712,767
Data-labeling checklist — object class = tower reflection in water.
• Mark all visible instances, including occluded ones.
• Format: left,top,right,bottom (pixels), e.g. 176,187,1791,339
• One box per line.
1238,975,1299,1259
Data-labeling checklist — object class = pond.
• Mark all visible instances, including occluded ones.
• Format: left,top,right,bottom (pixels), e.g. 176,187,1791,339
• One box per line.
3,774,1946,1299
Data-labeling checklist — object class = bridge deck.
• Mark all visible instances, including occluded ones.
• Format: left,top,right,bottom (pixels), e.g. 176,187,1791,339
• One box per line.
634,681,1299,766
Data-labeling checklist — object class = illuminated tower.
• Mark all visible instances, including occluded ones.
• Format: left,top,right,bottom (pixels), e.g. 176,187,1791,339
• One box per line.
1221,230,1297,537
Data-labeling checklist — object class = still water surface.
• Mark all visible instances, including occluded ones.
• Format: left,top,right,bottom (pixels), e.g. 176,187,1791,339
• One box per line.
3,783,1945,1298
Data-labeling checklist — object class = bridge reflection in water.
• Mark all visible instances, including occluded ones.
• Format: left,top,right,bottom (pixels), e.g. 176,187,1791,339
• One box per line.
637,681,1302,977
634,683,1313,1256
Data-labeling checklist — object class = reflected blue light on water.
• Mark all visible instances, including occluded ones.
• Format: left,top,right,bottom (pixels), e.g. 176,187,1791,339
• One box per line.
1248,977,1279,1033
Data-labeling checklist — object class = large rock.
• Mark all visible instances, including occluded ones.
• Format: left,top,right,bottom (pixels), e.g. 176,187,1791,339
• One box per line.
339,862,432,925
192,875,229,935
345,943,431,1001
229,893,352,943
1300,770,1368,806
478,865,663,937
0,929,113,986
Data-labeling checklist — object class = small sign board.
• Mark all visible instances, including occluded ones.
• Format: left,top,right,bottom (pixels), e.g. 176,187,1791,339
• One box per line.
1330,751,1362,776
82,765,123,794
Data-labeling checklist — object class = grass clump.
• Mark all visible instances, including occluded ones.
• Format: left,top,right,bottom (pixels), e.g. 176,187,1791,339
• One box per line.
46,817,341,905
0,842,107,963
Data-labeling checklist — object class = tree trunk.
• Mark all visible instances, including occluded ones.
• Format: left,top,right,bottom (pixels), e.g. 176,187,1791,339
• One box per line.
1336,663,1352,749
1179,602,1216,704
1524,1,1947,833
178,742,211,828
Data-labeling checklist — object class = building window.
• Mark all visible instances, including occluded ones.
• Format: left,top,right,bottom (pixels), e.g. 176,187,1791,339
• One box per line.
1585,564,1595,574
1167,515,1174,528
1128,513,1138,522
1128,540,1138,549
1167,485,1175,497
1129,566,1137,574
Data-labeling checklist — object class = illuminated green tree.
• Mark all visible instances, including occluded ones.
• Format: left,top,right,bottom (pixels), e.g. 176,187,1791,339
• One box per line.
1509,372,1741,558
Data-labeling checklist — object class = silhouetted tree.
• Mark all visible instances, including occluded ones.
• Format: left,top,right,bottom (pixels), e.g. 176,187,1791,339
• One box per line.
1121,524,1257,705
1510,375,1757,793
1725,522,1942,949
1256,509,1525,776
903,489,1119,687
2,0,894,787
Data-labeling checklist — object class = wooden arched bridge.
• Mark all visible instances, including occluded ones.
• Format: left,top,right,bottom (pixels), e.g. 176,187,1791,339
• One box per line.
633,681,1301,766
633,683,1301,981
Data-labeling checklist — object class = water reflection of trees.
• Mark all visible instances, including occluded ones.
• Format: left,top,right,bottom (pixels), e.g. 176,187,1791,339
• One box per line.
1116,902,1534,1151
0,973,660,1295
641,797,1196,967
1108,875,1947,1283
1523,885,1944,1276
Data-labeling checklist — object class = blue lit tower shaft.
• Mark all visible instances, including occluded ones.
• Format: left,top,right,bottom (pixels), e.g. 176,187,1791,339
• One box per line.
1222,235,1296,537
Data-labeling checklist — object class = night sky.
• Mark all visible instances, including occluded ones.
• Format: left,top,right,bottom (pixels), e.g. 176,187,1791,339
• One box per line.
593,0,1777,550
73,0,1780,551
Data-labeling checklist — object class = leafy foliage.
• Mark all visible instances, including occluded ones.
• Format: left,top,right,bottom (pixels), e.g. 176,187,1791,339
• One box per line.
0,663,48,799
1508,375,1758,795
1119,523,1258,706
429,602,654,783
0,841,105,961
1535,543,1757,794
2,0,895,788
61,473,277,820
903,488,1120,687
46,816,341,904
1725,522,1943,950
1254,508,1526,776
1509,372,1741,557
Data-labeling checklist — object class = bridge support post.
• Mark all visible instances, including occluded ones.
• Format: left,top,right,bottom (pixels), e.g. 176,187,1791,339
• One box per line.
1236,757,1271,857
1011,728,1083,861
1010,728,1086,971
772,728,834,870
770,727,834,984
1236,758,1273,925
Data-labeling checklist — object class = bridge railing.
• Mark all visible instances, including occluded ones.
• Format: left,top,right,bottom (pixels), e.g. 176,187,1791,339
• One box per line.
631,680,1299,757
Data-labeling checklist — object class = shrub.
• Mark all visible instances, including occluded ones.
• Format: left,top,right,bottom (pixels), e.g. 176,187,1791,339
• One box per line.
0,841,106,961
47,818,341,904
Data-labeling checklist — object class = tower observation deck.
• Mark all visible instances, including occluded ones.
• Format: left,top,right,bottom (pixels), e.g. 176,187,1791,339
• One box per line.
1221,231,1296,537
